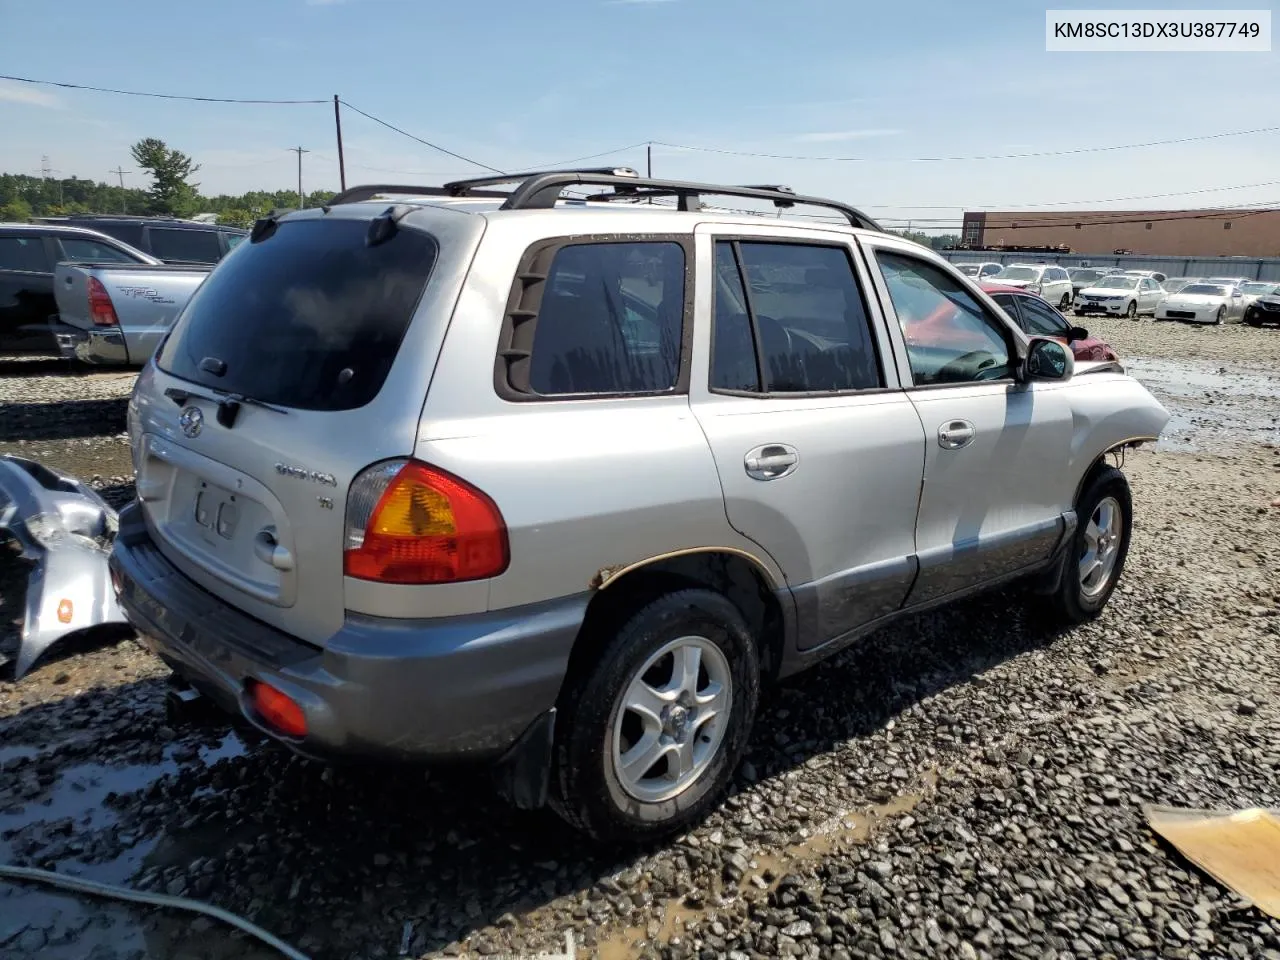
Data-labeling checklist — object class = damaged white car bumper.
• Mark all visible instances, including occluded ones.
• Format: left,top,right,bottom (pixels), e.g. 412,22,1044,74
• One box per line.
0,455,128,679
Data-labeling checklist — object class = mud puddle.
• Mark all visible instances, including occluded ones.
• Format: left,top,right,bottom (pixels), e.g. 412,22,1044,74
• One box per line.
0,731,282,960
1124,356,1280,451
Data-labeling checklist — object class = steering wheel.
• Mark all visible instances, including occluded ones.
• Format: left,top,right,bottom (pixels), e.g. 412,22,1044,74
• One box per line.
936,350,1001,383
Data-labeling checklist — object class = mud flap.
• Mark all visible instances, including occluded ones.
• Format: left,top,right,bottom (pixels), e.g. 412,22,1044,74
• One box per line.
0,455,129,679
492,707,556,811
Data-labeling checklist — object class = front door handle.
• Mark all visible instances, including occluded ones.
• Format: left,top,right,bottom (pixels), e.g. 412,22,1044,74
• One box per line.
744,443,799,480
938,420,976,450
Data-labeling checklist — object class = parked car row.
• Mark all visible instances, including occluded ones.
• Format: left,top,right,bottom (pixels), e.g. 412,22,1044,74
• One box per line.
0,216,245,358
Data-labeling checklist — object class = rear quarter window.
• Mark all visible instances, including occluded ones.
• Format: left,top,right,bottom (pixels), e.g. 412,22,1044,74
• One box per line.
148,228,223,264
157,217,438,411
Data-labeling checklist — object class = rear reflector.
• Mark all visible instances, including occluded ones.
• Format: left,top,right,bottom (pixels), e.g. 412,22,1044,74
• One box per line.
87,277,119,327
343,460,509,584
248,681,307,738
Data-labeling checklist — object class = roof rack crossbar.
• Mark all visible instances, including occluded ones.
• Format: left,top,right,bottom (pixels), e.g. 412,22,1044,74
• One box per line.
504,173,881,230
328,169,882,231
442,167,639,196
328,184,510,206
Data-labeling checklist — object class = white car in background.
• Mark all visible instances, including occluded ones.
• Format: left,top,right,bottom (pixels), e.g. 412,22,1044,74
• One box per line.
1120,269,1168,283
1074,273,1164,318
1234,281,1277,308
1160,277,1201,295
1155,281,1247,324
990,263,1075,309
956,261,1004,281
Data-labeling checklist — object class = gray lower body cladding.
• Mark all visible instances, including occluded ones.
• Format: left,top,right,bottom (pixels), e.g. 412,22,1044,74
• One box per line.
110,503,588,762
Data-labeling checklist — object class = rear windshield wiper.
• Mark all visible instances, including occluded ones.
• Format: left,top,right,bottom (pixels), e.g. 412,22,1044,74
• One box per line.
163,387,288,428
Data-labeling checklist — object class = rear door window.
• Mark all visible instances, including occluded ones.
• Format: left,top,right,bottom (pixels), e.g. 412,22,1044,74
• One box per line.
86,221,145,248
58,237,139,263
157,218,438,411
1017,296,1070,336
148,228,223,263
0,236,49,272
712,241,882,393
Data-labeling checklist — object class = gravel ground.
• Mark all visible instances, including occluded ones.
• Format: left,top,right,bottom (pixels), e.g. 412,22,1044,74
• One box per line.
1,322,1279,960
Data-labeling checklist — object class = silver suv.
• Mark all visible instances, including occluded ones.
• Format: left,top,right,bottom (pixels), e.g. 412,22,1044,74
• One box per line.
111,168,1169,840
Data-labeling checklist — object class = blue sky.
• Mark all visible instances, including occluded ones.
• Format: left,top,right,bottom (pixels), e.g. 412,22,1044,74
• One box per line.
1,0,1277,231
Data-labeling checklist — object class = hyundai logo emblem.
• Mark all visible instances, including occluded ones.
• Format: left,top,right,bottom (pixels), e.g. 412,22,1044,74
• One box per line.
179,405,204,438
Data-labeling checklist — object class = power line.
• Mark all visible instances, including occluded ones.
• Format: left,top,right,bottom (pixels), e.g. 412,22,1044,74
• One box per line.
650,124,1280,163
0,74,326,104
867,178,1280,210
337,100,504,175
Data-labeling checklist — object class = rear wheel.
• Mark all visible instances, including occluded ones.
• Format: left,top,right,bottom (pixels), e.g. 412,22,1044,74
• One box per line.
1214,306,1226,325
1059,293,1072,310
1043,465,1132,623
551,589,760,841
1125,300,1137,319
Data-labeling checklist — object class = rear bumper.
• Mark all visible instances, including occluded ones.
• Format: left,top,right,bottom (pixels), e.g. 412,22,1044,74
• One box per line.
53,324,130,365
110,502,587,763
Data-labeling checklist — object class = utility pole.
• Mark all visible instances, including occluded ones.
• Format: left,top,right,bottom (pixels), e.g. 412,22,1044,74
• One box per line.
646,143,652,178
288,146,310,208
41,156,62,206
333,95,346,191
109,167,131,212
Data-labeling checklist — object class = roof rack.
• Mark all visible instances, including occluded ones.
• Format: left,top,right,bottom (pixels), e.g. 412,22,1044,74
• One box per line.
328,168,882,231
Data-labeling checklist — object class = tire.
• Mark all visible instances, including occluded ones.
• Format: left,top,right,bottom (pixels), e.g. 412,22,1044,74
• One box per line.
1214,306,1225,325
1125,301,1137,319
1073,309,1084,317
1245,314,1261,327
550,589,760,842
1059,293,1072,310
1043,465,1132,624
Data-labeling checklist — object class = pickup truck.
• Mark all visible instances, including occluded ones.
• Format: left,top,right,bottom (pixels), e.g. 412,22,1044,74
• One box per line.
53,262,210,365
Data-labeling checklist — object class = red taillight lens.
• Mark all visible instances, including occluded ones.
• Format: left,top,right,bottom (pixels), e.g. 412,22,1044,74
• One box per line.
87,277,119,327
343,460,509,584
248,681,307,738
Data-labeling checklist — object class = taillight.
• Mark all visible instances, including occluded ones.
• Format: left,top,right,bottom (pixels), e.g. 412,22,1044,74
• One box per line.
343,459,509,584
87,277,119,327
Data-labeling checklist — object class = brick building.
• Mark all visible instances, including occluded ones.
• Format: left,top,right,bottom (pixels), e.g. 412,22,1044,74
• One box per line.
961,208,1280,258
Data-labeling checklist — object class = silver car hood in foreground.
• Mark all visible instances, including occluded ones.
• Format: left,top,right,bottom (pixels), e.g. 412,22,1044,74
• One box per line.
0,455,128,679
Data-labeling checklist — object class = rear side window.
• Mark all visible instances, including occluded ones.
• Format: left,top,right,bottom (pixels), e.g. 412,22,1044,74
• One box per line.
501,240,687,398
223,232,246,251
149,228,223,264
711,240,882,394
158,218,438,411
0,236,49,272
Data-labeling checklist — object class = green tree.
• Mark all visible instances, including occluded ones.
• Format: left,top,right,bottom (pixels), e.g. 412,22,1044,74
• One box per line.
215,208,256,229
130,138,201,217
0,197,33,221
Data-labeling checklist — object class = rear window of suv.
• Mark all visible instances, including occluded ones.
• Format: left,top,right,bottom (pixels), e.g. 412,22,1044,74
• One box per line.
157,217,438,411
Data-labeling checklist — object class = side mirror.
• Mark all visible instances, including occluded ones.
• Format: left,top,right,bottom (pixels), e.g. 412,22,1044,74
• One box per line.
1024,337,1074,381
1067,326,1089,342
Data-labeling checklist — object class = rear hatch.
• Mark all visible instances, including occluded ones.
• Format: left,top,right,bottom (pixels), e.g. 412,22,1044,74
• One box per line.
130,205,485,645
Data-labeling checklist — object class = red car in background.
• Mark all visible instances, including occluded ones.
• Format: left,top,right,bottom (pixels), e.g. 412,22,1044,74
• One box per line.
980,282,1119,362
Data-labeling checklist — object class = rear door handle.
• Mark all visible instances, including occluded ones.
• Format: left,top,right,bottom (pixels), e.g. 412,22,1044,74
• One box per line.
938,420,976,450
745,444,799,480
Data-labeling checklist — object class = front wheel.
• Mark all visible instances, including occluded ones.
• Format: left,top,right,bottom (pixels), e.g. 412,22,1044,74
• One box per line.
1125,300,1137,319
550,589,760,841
1043,465,1132,624
1214,306,1226,325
